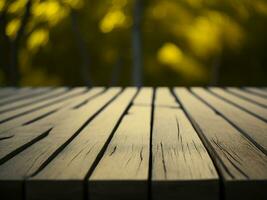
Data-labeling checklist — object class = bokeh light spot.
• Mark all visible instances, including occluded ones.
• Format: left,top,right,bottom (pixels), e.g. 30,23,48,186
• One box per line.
157,43,183,65
27,29,49,51
6,19,21,39
100,10,126,33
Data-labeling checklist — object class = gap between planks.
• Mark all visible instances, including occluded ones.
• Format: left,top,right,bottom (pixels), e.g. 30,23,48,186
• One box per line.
0,88,124,200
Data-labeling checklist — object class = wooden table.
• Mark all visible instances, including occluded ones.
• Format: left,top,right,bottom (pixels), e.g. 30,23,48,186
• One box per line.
0,87,266,200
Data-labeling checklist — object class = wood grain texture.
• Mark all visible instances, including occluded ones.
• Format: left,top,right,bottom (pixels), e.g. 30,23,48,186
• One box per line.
152,88,218,200
227,87,267,107
0,88,31,101
88,88,152,200
0,87,87,123
192,87,267,154
0,88,103,134
0,88,68,113
26,88,137,200
0,87,266,200
0,88,50,106
174,88,267,200
209,87,267,121
0,87,19,98
0,88,120,200
0,88,105,165
244,87,267,98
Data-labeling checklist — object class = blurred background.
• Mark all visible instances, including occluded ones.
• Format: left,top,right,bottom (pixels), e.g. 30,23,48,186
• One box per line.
0,0,267,86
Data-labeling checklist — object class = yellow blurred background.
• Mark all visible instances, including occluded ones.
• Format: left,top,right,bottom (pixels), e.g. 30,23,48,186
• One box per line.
0,0,267,86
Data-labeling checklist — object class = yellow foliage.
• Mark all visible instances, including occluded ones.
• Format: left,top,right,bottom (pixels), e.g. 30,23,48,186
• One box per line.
149,1,193,40
150,1,192,23
186,0,203,8
99,0,129,33
185,11,244,58
157,43,206,81
32,0,69,26
0,0,6,12
177,56,207,81
64,0,84,10
100,10,126,33
6,18,21,39
230,1,250,20
112,0,127,8
27,29,49,51
185,15,221,58
254,0,267,16
157,43,183,65
150,2,169,19
8,0,27,14
208,11,244,50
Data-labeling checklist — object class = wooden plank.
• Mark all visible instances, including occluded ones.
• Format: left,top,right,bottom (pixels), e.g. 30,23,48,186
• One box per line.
0,88,104,135
151,88,218,200
0,88,104,163
244,87,267,98
0,87,18,98
0,87,68,113
209,87,267,121
173,88,267,200
0,88,122,200
0,88,50,106
0,87,87,123
227,87,267,107
0,88,31,98
88,88,151,200
191,88,267,154
25,88,137,200
0,88,33,102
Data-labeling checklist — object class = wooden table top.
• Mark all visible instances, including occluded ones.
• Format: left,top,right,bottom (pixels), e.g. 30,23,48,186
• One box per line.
0,87,266,200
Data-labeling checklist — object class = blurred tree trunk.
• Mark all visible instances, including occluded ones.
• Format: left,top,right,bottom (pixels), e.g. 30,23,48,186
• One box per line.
132,0,143,87
71,10,92,86
9,0,32,86
210,55,221,86
0,3,10,86
110,55,122,86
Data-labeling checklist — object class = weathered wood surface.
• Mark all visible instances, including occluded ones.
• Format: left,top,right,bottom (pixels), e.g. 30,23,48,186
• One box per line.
191,87,267,153
0,87,67,114
209,87,267,121
0,88,90,134
0,87,87,123
152,88,218,200
26,88,137,200
0,88,115,199
227,87,267,107
0,87,266,200
173,88,267,200
0,87,29,98
244,87,267,98
0,88,50,106
89,88,150,200
0,88,105,164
